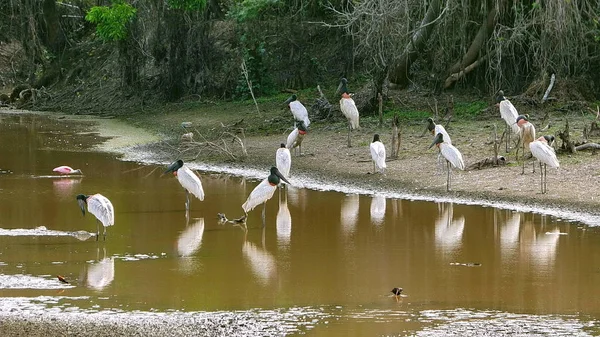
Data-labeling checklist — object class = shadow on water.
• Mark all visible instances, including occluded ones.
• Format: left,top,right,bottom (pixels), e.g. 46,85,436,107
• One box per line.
0,112,599,335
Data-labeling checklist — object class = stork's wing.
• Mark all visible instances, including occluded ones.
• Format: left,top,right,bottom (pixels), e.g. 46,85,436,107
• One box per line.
499,100,520,134
242,179,277,213
370,141,387,170
530,141,559,168
286,128,299,149
290,101,310,127
435,125,452,145
178,166,205,201
441,143,465,170
88,194,115,227
340,98,360,129
276,148,292,179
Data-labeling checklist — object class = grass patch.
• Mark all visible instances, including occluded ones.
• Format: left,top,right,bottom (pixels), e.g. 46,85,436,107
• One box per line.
454,101,487,119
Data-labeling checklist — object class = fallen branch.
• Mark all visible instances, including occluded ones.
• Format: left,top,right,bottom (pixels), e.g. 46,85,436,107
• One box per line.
444,58,483,89
575,143,600,151
542,73,556,102
241,60,260,116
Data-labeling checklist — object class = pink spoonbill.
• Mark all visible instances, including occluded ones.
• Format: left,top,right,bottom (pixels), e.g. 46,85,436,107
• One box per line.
53,166,83,175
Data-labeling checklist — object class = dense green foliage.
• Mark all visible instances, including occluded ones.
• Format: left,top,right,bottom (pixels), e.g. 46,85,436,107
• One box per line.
1,0,600,112
85,1,137,42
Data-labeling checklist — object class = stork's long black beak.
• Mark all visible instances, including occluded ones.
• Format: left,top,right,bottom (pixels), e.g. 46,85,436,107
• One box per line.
77,198,86,216
163,161,179,176
428,133,443,149
284,95,294,105
335,81,343,96
275,169,291,185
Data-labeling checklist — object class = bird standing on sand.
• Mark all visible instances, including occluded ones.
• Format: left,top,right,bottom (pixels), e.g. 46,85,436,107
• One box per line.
336,78,360,147
516,115,536,174
284,94,310,128
164,160,205,214
242,167,291,226
77,194,114,241
529,135,559,194
429,133,465,192
276,143,291,180
496,90,520,152
286,120,307,156
53,166,83,175
370,134,387,174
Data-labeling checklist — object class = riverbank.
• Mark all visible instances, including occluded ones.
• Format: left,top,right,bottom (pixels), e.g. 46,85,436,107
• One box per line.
96,96,600,225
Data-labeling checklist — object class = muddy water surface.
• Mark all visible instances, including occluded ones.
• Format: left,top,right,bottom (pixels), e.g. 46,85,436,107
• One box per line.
0,112,599,336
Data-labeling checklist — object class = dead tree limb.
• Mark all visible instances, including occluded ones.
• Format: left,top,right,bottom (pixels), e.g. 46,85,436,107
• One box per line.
575,143,600,151
391,114,400,158
389,0,444,86
557,119,576,153
378,93,383,126
542,73,556,102
444,58,484,89
241,59,260,116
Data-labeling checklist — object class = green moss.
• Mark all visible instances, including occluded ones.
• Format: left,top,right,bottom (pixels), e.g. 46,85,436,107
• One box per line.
454,101,487,118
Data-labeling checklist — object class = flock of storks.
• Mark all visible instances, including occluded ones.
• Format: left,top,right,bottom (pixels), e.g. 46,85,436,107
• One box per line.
62,79,560,241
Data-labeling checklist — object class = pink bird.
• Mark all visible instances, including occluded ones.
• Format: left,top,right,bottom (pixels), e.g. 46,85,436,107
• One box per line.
53,166,83,175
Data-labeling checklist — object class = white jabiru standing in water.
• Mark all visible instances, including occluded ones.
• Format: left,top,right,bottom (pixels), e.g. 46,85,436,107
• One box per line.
242,167,291,226
429,133,465,192
336,78,359,147
284,94,310,129
370,134,386,174
516,115,536,174
529,135,559,194
76,194,114,241
276,143,291,181
163,160,205,214
286,120,307,156
496,90,520,152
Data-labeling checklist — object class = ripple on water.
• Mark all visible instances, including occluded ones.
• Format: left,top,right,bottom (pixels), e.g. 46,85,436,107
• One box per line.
0,227,95,240
0,297,331,336
415,309,595,337
0,274,75,290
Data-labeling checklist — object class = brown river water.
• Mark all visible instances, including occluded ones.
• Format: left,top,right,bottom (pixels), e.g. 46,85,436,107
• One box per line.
0,111,599,336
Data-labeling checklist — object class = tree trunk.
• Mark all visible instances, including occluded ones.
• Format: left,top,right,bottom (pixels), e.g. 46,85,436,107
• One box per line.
42,0,64,54
388,0,442,87
444,2,500,87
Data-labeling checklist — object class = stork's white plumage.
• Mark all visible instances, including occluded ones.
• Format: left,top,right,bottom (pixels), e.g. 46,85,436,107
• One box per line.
164,160,204,214
77,193,114,241
285,95,310,128
370,134,387,174
337,78,360,147
427,118,452,145
286,120,307,156
430,133,465,191
498,100,520,134
276,143,291,179
242,167,291,226
516,115,536,174
530,135,559,194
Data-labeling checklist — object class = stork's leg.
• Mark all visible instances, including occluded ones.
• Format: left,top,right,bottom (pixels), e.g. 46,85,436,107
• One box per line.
96,220,100,241
446,161,451,192
521,142,525,175
505,125,510,152
299,143,302,156
103,226,107,241
373,160,376,174
543,164,548,194
261,202,266,227
347,123,352,148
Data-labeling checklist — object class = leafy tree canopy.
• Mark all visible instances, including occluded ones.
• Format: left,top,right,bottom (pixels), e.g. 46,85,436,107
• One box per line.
85,0,137,42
